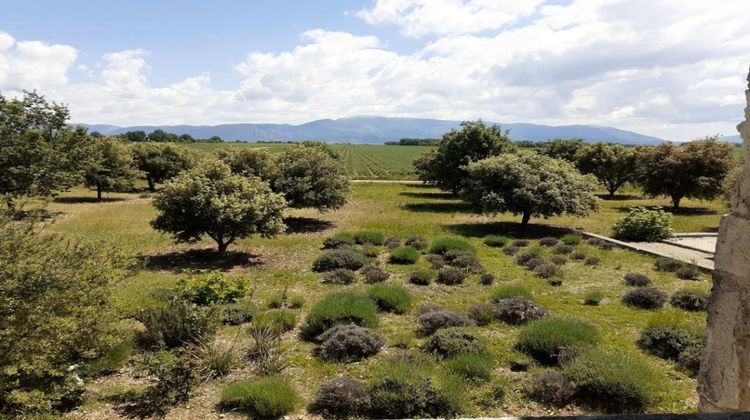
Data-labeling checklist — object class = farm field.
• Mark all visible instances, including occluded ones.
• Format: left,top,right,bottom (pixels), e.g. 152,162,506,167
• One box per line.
44,182,720,419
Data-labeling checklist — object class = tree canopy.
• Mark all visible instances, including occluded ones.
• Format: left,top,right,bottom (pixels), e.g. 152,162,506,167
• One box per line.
540,138,586,162
132,142,196,191
575,142,637,197
273,143,350,210
215,147,278,181
83,137,138,199
463,152,599,225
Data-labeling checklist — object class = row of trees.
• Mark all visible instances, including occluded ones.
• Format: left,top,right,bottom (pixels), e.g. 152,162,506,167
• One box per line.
115,129,224,143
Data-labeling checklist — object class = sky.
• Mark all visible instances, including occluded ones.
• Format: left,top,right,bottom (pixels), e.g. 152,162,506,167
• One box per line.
0,0,749,141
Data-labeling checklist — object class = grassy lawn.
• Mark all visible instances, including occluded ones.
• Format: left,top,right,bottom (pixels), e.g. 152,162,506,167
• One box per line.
48,183,718,418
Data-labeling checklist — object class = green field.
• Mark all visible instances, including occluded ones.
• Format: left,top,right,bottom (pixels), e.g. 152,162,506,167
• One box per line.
184,142,432,179
45,183,718,418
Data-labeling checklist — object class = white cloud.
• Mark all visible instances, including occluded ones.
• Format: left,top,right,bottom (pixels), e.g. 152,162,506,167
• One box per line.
0,32,78,92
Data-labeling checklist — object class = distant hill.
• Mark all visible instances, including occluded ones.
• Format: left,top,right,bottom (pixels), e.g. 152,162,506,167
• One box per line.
74,116,665,145
720,134,742,143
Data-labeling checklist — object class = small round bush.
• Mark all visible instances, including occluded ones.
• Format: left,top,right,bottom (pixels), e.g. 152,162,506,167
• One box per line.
483,235,511,247
301,292,379,341
417,310,473,336
516,317,600,365
253,309,297,333
587,237,606,247
562,234,582,245
612,206,673,242
408,269,434,286
322,268,357,285
267,293,285,309
313,249,366,272
368,284,413,314
494,298,548,325
353,231,385,245
316,324,383,361
533,262,560,279
527,371,576,408
583,289,605,306
513,239,529,247
429,237,476,255
404,235,428,250
220,376,298,418
516,247,543,267
360,264,390,284
385,236,401,249
571,251,586,261
177,270,246,305
553,243,574,255
442,250,485,273
417,302,444,315
310,377,369,418
654,257,682,272
322,233,356,249
289,295,305,309
479,273,495,285
550,255,568,265
361,245,381,258
676,265,700,280
563,348,664,413
221,301,256,325
468,302,496,326
538,237,559,247
423,328,485,358
446,353,494,381
502,245,519,255
638,325,703,365
491,285,532,301
622,287,667,309
436,267,466,285
389,246,420,264
423,253,446,269
624,272,651,287
670,288,709,311
584,256,601,266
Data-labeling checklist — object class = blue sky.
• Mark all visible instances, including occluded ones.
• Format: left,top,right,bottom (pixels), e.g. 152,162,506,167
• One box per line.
0,0,748,140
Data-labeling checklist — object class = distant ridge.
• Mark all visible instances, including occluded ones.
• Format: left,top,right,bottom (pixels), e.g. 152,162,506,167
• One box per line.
74,116,665,145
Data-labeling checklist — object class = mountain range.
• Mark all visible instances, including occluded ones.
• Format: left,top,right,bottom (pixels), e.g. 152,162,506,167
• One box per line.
76,116,671,145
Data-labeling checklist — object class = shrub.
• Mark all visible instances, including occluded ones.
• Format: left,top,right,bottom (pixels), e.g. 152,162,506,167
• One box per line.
133,352,201,417
563,348,664,412
301,292,379,341
654,257,682,272
385,236,401,249
424,328,485,358
587,237,606,247
548,279,563,287
671,288,709,311
494,298,548,325
316,324,383,362
553,243,574,255
442,250,485,273
424,253,446,269
677,343,703,375
389,246,420,264
405,235,428,250
193,338,240,378
267,293,285,309
624,272,651,287
446,353,494,381
468,303,496,326
87,338,135,376
312,249,366,272
253,310,297,333
322,233,355,249
583,289,605,306
220,301,256,325
513,239,530,247
483,235,511,247
409,268,434,285
612,206,673,241
491,285,532,301
310,377,369,418
137,299,219,349
353,231,385,245
322,269,357,285
417,302,444,315
368,284,413,314
177,270,246,305
571,251,586,261
676,265,700,280
220,376,298,418
539,237,559,247
502,245,520,255
247,324,289,375
562,234,582,245
429,237,475,254
289,295,305,309
516,247,543,267
417,310,474,336
584,256,601,266
436,267,466,285
527,371,576,408
480,273,495,285
516,317,600,365
638,325,703,365
550,255,568,265
533,262,560,279
622,287,667,309
362,245,381,258
360,264,390,284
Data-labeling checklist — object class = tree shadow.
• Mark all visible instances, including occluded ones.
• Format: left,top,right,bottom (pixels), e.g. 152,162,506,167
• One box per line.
595,194,641,201
445,221,572,239
53,196,127,204
399,191,456,200
613,205,717,216
403,202,472,213
142,248,262,272
283,216,334,234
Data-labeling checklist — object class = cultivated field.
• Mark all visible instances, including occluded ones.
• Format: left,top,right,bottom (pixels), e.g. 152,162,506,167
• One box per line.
46,183,719,418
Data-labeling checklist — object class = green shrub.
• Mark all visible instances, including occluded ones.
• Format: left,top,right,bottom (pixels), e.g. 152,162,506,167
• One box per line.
322,232,355,249
527,371,576,408
436,267,466,285
408,268,434,285
562,234,582,245
362,245,381,258
563,348,664,412
353,231,385,245
361,264,390,283
676,265,700,280
417,310,474,336
502,244,520,255
491,285,532,301
310,377,369,418
550,254,568,265
480,273,495,285
483,235,511,247
220,300,256,325
513,239,529,247
312,249,366,272
192,338,240,377
583,289,605,306
516,318,600,365
253,310,297,333
301,292,379,341
671,288,709,311
316,324,383,362
289,295,305,309
494,298,548,325
389,246,420,264
553,243,574,255
612,206,673,241
584,256,601,266
368,284,413,314
423,328,485,358
132,351,201,417
538,237,559,247
429,237,476,254
534,262,560,279
385,236,402,249
321,268,357,285
267,293,284,309
654,256,682,272
624,272,651,287
468,303,496,326
622,287,667,309
220,376,298,418
247,324,289,375
445,353,494,381
87,337,135,376
637,311,703,374
405,235,429,250
571,251,586,260
137,299,219,349
177,270,246,305
442,250,485,273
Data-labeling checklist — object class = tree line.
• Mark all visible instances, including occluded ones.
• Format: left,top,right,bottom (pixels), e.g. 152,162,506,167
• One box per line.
112,129,224,143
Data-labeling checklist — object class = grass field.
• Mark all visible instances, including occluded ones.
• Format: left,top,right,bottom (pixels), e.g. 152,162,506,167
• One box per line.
45,182,720,418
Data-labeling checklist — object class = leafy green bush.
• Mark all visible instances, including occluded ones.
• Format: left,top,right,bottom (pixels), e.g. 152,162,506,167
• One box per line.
312,249,366,272
671,288,709,311
408,268,434,285
389,246,420,264
562,234,582,245
429,237,476,254
527,371,576,408
368,284,413,314
637,311,703,374
423,328,485,358
417,310,474,336
137,299,219,349
130,351,201,417
352,231,385,245
583,289,605,306
220,300,256,325
301,292,379,341
483,235,511,247
310,377,369,418
563,348,664,412
436,267,466,285
622,287,667,309
612,206,673,241
494,298,548,325
362,245,381,258
177,270,246,305
654,257,683,272
624,272,651,287
491,285,532,301
289,295,305,309
446,353,494,381
322,232,356,249
86,337,135,376
253,310,297,333
405,235,429,250
468,303,496,326
321,268,357,285
517,318,600,365
316,324,383,362
361,264,390,283
220,376,298,418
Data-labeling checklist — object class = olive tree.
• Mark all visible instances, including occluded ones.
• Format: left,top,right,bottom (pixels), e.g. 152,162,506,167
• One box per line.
414,120,513,193
273,143,350,210
463,152,599,226
540,138,586,162
215,147,277,181
83,137,138,200
636,137,734,208
574,142,637,197
151,159,286,256
132,143,196,191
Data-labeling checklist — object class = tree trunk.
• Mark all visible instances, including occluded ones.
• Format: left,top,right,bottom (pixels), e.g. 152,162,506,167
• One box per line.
217,239,228,257
672,195,682,209
147,178,156,192
608,188,616,198
521,211,531,226
97,184,102,200
6,197,15,211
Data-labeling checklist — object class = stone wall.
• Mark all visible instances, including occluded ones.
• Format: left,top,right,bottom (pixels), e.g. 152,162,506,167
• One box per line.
698,68,750,411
